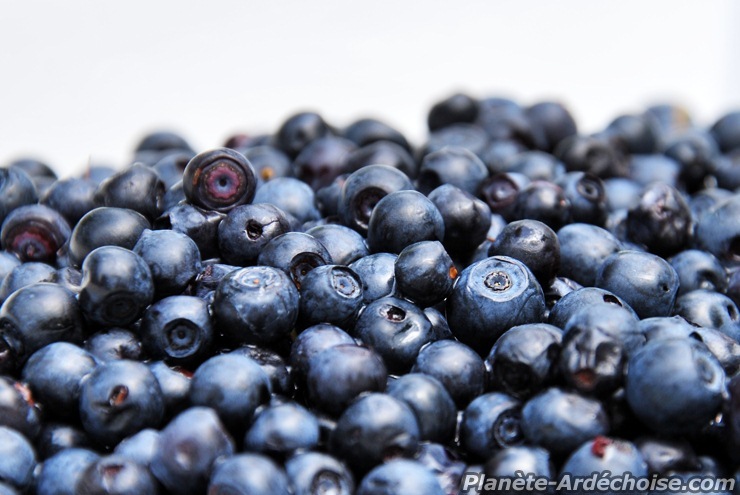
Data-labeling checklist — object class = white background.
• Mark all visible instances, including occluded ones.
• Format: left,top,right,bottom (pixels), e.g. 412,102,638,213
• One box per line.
1,0,738,177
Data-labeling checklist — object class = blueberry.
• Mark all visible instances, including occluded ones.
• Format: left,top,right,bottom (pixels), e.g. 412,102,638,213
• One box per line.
230,345,292,396
217,203,291,266
36,447,100,495
1,204,70,263
339,164,413,236
133,228,202,297
596,250,679,319
154,203,225,261
75,454,159,495
95,163,165,221
460,392,524,460
526,101,578,152
344,141,417,178
353,296,435,373
604,113,659,154
79,246,154,327
0,167,38,226
557,223,622,286
710,110,740,153
113,428,160,467
422,125,489,163
559,437,647,495
315,174,347,218
625,338,725,435
0,261,57,303
150,407,235,495
79,359,164,447
306,344,387,416
0,426,36,491
411,339,486,407
22,342,96,421
305,224,369,265
689,188,734,223
0,283,83,373
140,295,213,366
182,147,257,212
151,150,194,188
293,136,356,191
628,153,681,189
488,219,560,285
253,177,321,224
330,393,420,475
478,171,528,220
486,323,562,399
555,171,608,225
0,377,40,439
428,92,479,131
673,289,740,342
446,256,546,354
275,111,331,159
548,286,637,329
285,451,355,495
559,304,641,395
289,324,355,387
480,139,528,175
256,232,332,287
241,145,292,183
427,183,491,258
387,373,457,443
357,459,445,495
554,134,628,178
367,190,444,254
349,252,397,303
477,99,538,147
521,387,609,457
344,117,411,151
189,354,271,435
669,249,728,295
417,146,489,196
244,401,320,457
9,157,56,182
511,180,571,230
213,265,299,345
298,265,364,329
135,130,193,155
85,328,143,363
695,194,740,266
626,183,692,256
208,453,291,495
665,131,719,192
68,207,150,267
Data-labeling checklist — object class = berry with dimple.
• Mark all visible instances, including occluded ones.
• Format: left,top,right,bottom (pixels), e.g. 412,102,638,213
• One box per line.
182,147,257,212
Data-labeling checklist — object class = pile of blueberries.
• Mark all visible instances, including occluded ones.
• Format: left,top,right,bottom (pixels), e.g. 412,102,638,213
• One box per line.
1,94,740,495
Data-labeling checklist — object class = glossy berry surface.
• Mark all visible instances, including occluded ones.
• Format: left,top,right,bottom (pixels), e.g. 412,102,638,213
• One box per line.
447,255,546,354
212,265,299,345
79,246,154,327
182,147,257,212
